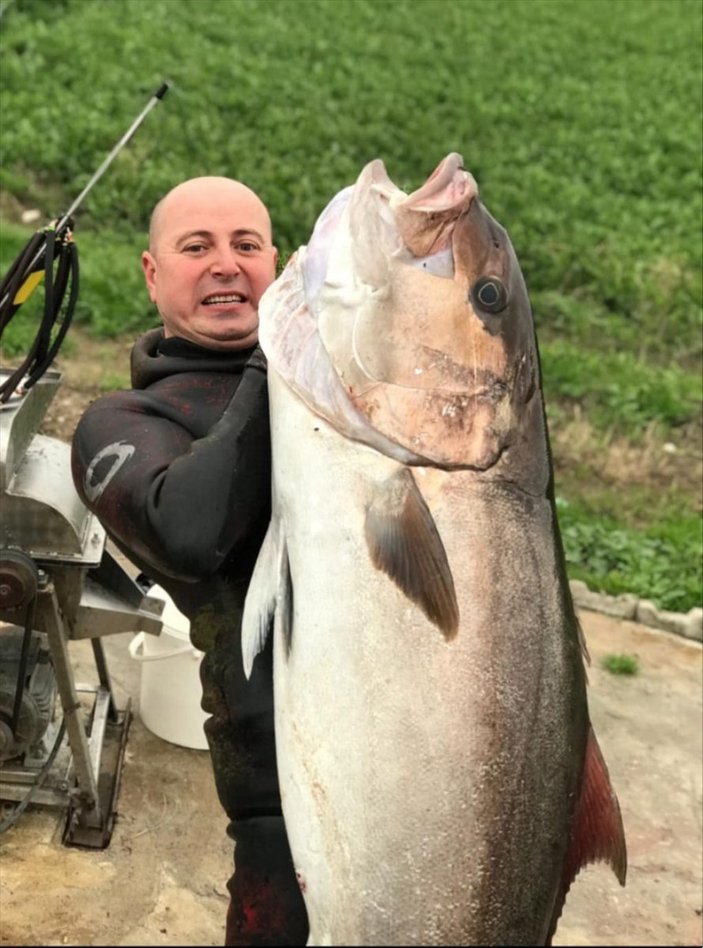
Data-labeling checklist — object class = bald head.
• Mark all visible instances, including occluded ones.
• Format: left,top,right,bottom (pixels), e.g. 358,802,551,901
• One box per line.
141,175,278,351
148,176,273,253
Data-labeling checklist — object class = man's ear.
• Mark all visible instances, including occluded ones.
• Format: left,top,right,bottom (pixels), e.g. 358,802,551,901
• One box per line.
141,251,158,303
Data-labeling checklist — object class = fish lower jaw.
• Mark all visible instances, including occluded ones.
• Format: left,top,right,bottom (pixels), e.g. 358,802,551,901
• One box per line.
400,433,509,472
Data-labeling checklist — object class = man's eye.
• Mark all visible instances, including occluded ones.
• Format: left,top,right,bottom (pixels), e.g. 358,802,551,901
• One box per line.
237,241,260,252
183,243,207,253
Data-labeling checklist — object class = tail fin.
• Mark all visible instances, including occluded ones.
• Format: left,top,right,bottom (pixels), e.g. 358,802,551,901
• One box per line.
547,724,627,944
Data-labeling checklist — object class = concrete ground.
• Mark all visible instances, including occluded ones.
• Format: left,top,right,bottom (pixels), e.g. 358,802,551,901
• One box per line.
0,609,701,947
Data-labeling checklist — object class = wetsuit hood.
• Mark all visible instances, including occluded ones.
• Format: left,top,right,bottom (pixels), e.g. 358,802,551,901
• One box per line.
131,327,256,389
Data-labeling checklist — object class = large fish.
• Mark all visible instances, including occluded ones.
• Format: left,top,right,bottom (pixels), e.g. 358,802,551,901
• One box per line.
242,153,626,946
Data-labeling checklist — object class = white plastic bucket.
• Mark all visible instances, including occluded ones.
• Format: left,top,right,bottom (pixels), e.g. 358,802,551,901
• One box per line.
128,585,209,750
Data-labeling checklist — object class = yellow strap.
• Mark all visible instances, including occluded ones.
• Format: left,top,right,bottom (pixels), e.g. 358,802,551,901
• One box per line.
13,270,45,305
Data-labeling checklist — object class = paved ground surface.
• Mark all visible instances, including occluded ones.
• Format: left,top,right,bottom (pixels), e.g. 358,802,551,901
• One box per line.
0,609,701,947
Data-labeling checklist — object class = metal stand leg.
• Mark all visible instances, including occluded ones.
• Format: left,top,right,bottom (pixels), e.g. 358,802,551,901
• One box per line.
91,638,119,724
37,580,100,818
34,579,131,848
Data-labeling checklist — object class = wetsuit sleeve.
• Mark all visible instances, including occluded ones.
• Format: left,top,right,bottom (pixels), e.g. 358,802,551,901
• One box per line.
71,364,270,581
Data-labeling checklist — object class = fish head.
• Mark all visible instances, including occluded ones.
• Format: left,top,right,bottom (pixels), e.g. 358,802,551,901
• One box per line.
300,153,542,472
265,153,545,481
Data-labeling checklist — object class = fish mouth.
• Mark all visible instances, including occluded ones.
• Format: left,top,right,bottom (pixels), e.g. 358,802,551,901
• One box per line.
366,153,478,258
368,152,474,210
397,152,476,213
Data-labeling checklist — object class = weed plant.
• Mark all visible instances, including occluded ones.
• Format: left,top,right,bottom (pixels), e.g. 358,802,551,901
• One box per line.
601,654,640,676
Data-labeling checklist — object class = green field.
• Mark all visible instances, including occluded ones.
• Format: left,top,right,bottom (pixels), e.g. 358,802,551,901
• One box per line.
1,0,701,610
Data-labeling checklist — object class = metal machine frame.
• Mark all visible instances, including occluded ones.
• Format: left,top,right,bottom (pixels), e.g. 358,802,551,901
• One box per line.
0,369,164,848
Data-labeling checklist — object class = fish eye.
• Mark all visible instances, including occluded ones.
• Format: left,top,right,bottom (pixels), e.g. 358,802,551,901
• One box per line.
470,276,508,314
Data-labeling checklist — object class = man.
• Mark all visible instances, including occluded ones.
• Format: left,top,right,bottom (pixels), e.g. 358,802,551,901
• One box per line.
71,176,308,946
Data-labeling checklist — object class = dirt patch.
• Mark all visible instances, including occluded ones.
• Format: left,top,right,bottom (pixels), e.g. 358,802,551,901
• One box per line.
31,331,134,441
551,408,703,509
554,614,703,947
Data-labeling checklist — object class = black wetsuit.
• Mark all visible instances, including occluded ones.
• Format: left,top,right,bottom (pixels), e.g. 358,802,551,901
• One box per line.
71,328,308,946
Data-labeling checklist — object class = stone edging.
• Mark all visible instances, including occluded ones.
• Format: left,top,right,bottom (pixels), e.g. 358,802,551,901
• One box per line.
569,579,703,643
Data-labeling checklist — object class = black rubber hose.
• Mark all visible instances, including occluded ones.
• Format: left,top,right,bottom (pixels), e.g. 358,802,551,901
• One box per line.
0,227,78,402
0,230,47,332
25,242,79,390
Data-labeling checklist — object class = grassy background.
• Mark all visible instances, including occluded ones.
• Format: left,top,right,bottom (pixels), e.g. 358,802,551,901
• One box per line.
0,0,701,610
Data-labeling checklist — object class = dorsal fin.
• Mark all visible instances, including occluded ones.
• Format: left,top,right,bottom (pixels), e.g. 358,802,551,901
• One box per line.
547,725,627,943
364,468,459,639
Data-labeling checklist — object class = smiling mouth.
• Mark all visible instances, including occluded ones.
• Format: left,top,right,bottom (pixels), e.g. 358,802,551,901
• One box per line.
202,293,247,305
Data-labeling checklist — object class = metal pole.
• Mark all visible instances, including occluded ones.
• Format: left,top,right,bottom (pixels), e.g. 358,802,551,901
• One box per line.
0,81,170,313
54,82,171,235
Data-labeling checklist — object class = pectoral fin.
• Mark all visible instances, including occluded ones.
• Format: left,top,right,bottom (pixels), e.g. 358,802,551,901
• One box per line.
242,517,287,679
365,468,459,639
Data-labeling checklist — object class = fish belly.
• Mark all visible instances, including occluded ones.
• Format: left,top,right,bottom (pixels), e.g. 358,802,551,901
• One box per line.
268,371,587,947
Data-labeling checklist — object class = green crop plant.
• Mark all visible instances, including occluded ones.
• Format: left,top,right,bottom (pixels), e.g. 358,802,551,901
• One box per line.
1,0,700,613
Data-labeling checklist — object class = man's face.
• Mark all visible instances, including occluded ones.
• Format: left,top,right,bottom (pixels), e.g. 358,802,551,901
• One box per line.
141,179,278,350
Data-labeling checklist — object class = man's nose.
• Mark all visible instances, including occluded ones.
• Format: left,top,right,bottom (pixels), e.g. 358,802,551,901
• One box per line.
209,247,241,278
